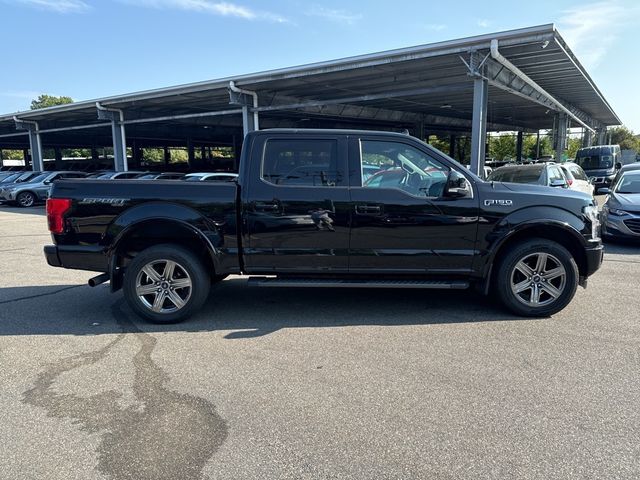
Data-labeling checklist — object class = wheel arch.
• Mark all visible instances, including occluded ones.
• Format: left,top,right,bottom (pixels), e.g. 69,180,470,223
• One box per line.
487,222,588,293
108,217,219,291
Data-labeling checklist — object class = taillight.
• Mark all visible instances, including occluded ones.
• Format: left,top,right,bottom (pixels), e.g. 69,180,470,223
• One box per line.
46,198,72,234
568,178,573,186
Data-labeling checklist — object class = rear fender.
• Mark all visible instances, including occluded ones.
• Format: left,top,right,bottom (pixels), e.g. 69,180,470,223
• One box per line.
105,202,223,287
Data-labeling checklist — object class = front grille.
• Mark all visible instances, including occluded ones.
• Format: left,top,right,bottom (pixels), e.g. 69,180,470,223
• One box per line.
624,219,640,234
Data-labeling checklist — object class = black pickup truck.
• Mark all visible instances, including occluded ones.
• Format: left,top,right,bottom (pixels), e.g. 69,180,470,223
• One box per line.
45,129,603,323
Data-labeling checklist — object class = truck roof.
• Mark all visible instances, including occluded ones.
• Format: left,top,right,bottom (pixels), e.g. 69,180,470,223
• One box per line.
254,128,414,138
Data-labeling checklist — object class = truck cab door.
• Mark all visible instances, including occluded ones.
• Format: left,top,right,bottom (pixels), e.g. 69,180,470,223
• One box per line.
348,136,479,274
242,134,351,273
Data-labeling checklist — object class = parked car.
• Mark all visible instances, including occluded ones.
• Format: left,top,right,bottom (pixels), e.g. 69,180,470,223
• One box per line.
600,170,640,241
596,162,640,195
486,163,569,189
559,162,594,197
182,172,238,182
574,145,622,191
1,171,88,207
45,129,602,324
0,172,20,183
94,171,148,180
138,172,186,180
464,165,493,178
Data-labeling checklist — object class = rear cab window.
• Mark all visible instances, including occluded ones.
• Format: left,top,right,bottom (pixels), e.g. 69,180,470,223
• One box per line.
262,139,345,187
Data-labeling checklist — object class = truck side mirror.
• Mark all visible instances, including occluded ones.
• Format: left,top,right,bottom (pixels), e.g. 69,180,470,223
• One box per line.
444,170,472,198
615,162,622,170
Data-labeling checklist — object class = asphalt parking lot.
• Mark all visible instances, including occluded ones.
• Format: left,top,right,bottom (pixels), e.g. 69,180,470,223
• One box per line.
0,204,639,480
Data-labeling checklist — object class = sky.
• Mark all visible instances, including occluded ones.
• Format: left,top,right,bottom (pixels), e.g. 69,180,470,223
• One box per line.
1,0,639,131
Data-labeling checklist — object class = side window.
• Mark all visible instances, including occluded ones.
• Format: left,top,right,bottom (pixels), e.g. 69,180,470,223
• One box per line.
262,139,342,187
569,166,588,181
360,140,449,198
548,167,565,184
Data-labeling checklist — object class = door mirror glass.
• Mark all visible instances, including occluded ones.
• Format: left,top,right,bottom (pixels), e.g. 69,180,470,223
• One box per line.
444,170,472,198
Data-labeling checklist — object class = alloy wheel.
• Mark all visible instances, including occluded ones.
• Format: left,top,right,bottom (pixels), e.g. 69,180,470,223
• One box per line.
135,259,192,313
18,192,34,207
510,252,567,308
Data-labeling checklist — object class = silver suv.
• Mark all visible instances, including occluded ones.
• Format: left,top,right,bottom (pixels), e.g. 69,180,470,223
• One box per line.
0,171,87,207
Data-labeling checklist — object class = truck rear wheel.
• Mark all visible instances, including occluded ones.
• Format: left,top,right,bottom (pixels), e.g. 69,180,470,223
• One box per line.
123,244,210,323
495,239,579,317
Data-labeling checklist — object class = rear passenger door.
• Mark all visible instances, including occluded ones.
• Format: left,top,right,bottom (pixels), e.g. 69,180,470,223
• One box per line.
242,134,351,273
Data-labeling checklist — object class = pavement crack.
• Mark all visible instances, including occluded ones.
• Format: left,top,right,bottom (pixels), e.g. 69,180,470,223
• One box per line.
21,298,228,480
0,285,84,305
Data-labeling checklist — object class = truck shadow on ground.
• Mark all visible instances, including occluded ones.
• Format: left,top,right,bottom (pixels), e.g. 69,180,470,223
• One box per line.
0,279,535,338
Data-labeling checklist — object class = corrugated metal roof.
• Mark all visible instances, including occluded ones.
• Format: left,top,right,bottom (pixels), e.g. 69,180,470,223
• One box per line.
0,24,620,148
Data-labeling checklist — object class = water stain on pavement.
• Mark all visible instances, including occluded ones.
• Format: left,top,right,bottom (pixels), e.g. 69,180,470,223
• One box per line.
22,299,228,480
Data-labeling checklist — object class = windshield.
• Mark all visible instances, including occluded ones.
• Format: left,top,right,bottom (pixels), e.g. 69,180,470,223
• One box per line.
575,155,613,170
0,173,21,183
16,172,41,182
614,173,640,194
183,175,204,182
22,173,49,183
488,167,543,184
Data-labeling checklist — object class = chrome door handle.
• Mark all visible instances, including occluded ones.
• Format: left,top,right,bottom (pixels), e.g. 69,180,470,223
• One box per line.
355,204,381,215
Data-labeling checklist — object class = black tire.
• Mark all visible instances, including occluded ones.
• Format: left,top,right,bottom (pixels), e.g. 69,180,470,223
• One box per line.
17,191,35,208
123,244,210,324
495,238,579,317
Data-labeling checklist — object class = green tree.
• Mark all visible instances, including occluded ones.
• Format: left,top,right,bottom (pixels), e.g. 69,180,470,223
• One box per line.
489,134,516,161
608,126,640,151
566,137,582,159
427,135,450,157
523,134,553,159
1,149,24,160
30,94,73,110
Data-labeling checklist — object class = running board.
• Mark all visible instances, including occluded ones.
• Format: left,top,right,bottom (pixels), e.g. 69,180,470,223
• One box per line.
247,277,469,289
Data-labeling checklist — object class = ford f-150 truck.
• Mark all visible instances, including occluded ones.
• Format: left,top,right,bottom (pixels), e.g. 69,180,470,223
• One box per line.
44,129,603,323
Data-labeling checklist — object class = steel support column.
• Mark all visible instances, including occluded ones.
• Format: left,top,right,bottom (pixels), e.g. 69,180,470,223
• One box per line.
582,128,593,147
96,104,128,171
516,131,523,163
449,134,456,158
14,118,43,171
54,147,63,170
554,113,568,162
596,128,606,145
241,105,255,137
470,77,488,177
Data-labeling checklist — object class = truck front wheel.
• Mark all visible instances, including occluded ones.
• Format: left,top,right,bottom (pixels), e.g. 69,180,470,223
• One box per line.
123,244,210,323
495,239,579,317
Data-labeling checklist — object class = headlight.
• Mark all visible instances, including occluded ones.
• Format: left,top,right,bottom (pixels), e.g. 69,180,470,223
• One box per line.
608,208,629,216
583,205,600,239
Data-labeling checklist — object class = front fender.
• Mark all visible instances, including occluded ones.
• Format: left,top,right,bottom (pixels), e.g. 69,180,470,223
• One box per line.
477,206,588,276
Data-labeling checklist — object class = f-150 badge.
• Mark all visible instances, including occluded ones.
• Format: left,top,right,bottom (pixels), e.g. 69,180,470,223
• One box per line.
484,199,513,206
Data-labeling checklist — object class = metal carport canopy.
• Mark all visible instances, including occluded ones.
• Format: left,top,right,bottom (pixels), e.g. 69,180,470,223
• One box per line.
0,23,621,151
